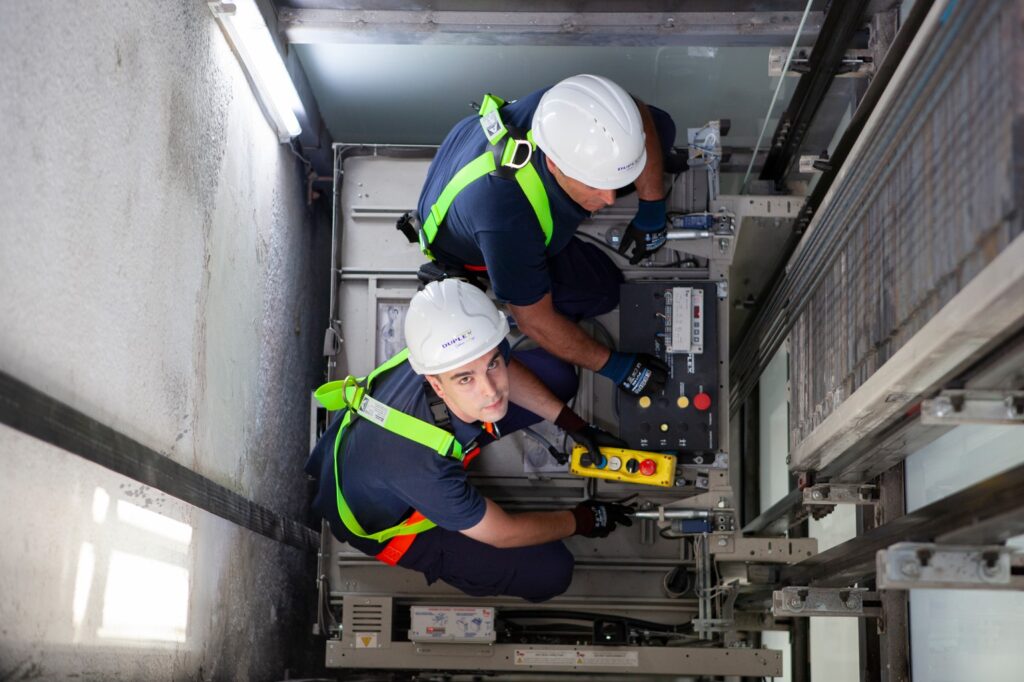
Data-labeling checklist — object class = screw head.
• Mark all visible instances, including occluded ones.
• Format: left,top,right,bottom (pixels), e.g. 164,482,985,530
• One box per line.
717,538,728,547
811,490,823,500
788,597,802,609
900,560,921,577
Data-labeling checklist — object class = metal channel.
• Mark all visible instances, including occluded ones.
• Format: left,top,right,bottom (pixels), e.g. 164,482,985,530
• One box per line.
281,6,823,48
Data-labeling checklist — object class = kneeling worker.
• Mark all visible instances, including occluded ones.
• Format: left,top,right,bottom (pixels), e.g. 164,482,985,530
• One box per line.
306,279,633,602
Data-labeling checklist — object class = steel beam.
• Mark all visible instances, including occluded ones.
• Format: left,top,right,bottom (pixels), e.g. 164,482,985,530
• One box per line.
790,232,1024,472
780,461,1024,588
326,640,782,676
280,7,824,47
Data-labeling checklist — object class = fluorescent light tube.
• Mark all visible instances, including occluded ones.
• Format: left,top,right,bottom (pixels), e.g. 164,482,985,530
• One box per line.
210,1,303,141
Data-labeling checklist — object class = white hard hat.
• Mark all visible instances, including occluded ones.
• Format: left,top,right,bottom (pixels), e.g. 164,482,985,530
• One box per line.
405,280,510,376
531,74,647,190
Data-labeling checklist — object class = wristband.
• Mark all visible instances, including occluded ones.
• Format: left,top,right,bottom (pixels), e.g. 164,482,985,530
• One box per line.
596,351,634,384
632,198,667,232
554,405,587,433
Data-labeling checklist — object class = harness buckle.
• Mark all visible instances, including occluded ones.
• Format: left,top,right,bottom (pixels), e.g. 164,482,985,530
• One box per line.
395,210,421,245
504,137,533,170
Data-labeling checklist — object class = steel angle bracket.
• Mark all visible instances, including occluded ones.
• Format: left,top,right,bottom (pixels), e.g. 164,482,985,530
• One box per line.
772,587,869,617
921,390,1024,426
877,542,1014,590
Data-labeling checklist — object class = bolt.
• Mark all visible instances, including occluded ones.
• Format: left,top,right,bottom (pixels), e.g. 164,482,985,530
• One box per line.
930,396,954,419
811,490,823,500
788,597,802,609
717,498,727,508
718,238,729,254
717,538,728,547
981,562,1001,578
1005,396,1024,419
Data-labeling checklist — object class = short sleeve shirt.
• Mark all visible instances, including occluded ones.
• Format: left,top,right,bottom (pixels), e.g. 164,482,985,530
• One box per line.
304,361,487,552
416,87,590,306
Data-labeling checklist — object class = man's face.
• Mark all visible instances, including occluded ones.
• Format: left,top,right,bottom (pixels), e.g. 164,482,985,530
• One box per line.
427,348,509,424
546,157,618,212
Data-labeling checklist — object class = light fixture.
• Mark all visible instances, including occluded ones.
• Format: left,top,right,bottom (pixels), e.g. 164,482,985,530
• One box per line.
209,1,304,142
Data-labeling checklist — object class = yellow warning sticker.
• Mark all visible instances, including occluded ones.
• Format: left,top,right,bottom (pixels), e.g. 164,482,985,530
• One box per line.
355,632,379,648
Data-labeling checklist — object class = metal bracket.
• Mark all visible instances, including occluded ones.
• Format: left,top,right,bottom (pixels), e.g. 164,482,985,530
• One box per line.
921,390,1024,426
711,536,817,563
772,587,869,617
769,47,875,78
802,483,878,506
877,543,1015,590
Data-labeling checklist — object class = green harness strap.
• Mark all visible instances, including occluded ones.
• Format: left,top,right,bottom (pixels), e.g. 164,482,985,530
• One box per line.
419,93,553,260
313,348,465,543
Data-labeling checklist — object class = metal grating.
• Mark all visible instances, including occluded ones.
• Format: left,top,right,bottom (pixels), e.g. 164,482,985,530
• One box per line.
791,1,1024,449
788,0,1023,450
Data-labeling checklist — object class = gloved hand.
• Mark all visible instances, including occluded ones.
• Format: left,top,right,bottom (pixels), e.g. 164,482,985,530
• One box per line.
618,198,667,265
571,500,635,538
554,407,627,459
568,424,628,460
597,351,669,396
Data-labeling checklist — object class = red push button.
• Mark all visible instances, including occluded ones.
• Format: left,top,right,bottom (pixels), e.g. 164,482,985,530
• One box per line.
639,459,657,476
693,392,712,411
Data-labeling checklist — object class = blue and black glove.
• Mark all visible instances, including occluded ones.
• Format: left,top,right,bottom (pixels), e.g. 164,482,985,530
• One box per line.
572,500,635,538
618,198,668,265
598,351,669,397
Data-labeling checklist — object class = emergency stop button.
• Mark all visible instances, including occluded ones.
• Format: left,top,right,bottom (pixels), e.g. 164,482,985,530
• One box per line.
694,392,712,411
639,459,657,476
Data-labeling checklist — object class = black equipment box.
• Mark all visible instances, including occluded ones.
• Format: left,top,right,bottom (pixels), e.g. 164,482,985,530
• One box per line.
617,282,720,454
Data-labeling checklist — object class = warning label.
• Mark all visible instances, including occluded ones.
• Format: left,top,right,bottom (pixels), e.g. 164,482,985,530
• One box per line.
359,396,390,427
354,632,378,648
513,649,639,667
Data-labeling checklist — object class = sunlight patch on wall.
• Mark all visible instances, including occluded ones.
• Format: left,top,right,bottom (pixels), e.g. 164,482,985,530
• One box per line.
97,550,190,643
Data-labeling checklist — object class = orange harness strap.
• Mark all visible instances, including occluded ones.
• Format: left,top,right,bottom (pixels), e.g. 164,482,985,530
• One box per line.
376,445,483,566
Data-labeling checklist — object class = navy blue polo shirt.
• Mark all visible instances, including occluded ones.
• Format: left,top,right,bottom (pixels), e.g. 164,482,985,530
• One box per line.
305,361,487,552
417,87,590,307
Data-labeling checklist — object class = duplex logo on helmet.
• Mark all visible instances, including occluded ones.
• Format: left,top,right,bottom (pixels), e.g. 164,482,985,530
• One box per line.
616,158,640,173
441,329,474,351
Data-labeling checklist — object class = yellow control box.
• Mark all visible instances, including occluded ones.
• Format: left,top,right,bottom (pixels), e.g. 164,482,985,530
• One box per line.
569,445,676,488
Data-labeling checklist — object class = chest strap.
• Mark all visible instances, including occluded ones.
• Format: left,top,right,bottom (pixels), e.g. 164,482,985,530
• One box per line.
314,349,467,545
415,93,553,260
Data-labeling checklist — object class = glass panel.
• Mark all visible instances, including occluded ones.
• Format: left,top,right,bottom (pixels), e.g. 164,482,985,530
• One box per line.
905,425,1024,682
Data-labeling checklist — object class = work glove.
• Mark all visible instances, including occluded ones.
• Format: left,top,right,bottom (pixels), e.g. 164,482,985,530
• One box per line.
572,500,635,538
567,424,628,461
618,198,667,265
597,351,670,397
554,406,627,459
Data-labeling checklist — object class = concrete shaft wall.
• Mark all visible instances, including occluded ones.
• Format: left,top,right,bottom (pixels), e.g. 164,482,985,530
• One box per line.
0,1,328,679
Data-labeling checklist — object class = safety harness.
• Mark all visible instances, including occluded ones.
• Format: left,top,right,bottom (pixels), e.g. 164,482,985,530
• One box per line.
397,94,554,262
313,348,485,566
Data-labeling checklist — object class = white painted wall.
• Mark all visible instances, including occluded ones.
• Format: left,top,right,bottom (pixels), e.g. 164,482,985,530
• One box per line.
0,1,328,679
